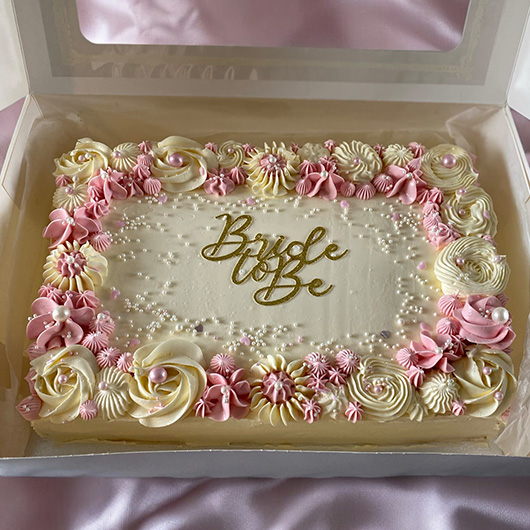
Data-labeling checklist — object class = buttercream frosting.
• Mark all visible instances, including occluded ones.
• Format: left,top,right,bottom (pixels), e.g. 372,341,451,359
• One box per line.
419,372,460,414
382,143,414,167
94,367,132,420
109,142,142,173
333,141,383,183
217,141,247,168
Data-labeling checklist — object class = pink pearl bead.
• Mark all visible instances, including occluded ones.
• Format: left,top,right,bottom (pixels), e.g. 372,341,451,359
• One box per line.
168,153,184,167
441,154,457,168
373,385,383,394
57,374,68,384
149,367,168,384
482,366,492,376
65,186,73,195
457,188,467,195
98,381,108,391
494,391,504,401
353,157,361,165
455,257,465,266
113,150,122,158
458,209,466,216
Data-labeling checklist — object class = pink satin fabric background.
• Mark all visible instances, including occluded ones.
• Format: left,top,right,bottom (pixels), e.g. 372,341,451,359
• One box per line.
2,1,530,529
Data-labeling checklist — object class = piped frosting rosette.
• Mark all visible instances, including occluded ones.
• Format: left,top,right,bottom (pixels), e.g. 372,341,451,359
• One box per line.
332,141,383,182
442,187,498,236
151,136,218,193
94,367,132,420
217,141,247,169
249,354,311,426
421,144,478,193
298,142,329,163
109,142,142,173
128,339,207,427
53,138,112,184
434,236,510,296
419,372,460,414
31,345,98,423
245,142,300,198
382,143,414,167
452,346,516,417
345,356,413,421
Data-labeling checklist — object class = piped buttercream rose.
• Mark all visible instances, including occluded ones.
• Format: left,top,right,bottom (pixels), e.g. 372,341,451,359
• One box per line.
31,345,98,423
453,295,515,351
53,138,112,184
151,136,218,193
434,236,510,296
421,144,478,193
345,356,413,421
452,346,516,417
442,187,497,237
128,339,207,427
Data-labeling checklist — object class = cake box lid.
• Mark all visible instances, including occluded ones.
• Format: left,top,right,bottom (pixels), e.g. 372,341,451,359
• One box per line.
2,0,530,114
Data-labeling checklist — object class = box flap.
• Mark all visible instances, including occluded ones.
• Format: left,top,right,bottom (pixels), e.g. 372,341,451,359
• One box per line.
10,0,530,103
0,0,28,111
508,7,530,119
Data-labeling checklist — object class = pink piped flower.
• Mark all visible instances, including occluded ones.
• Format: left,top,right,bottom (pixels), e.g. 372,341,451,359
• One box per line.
436,317,461,335
371,173,393,194
89,311,115,334
43,207,102,249
79,400,98,420
204,175,235,196
194,397,213,418
81,331,109,354
418,187,444,205
295,176,312,196
26,296,94,350
324,139,337,153
385,158,427,205
229,167,247,185
209,353,237,377
137,153,154,167
335,349,359,375
200,369,251,421
407,142,425,158
143,177,162,196
427,222,461,250
301,163,345,201
408,330,464,374
438,294,464,317
304,352,331,377
26,342,46,360
327,367,346,386
302,398,321,424
117,351,133,373
422,202,440,216
339,181,356,197
307,375,328,392
96,347,121,368
138,140,152,154
16,395,41,421
38,284,66,304
90,231,111,253
406,365,425,387
395,347,418,369
355,182,376,200
68,290,100,310
372,144,386,157
299,159,321,177
345,401,363,423
452,399,466,416
121,176,144,198
55,175,71,187
262,371,295,404
25,369,37,395
132,162,151,181
88,168,128,203
242,143,256,156
290,142,300,153
204,142,218,153
84,200,110,220
453,295,515,351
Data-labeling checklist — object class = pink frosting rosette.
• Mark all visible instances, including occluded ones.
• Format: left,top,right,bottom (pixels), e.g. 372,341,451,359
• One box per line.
453,295,515,351
27,296,94,350
199,368,251,421
203,174,235,196
426,221,461,250
43,207,102,249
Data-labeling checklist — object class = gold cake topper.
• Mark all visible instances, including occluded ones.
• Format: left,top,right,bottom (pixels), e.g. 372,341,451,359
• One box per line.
201,214,348,306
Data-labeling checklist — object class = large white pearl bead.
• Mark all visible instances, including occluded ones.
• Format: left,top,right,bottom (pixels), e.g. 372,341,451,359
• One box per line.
52,305,71,322
491,307,509,324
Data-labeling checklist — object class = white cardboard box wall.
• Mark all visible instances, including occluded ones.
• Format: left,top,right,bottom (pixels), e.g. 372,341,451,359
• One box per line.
1,0,530,476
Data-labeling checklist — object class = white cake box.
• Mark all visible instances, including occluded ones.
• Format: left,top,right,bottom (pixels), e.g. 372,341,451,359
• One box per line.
1,0,530,477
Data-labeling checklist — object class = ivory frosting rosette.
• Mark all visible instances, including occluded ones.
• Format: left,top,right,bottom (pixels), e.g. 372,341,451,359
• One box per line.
421,144,478,193
245,142,300,198
53,138,112,184
52,182,89,212
151,136,218,193
217,141,247,169
43,241,108,292
382,143,414,168
249,354,311,426
297,142,329,163
345,355,414,421
434,236,510,296
128,339,207,427
332,140,383,183
94,367,132,420
452,345,516,417
419,372,460,414
31,345,98,423
109,142,142,173
442,186,498,237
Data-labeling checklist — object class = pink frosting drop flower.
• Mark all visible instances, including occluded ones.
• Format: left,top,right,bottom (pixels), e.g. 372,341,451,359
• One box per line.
436,317,461,335
38,284,66,304
345,401,363,423
16,395,42,421
385,158,427,205
422,211,442,230
137,153,154,167
89,311,115,334
121,176,145,198
88,168,128,203
67,289,100,310
55,174,71,187
418,187,444,205
339,180,356,198
204,142,218,153
355,182,376,200
304,352,331,377
335,349,359,375
117,351,134,373
138,140,152,154
372,144,386,157
406,365,425,387
295,175,312,196
422,202,440,216
438,294,464,317
328,367,346,386
209,353,237,377
203,175,235,196
26,342,47,360
143,177,162,196
194,397,213,418
201,368,251,421
43,207,102,249
324,139,337,153
302,398,321,424
307,375,328,392
262,371,296,404
81,331,109,354
407,142,426,158
90,231,111,253
290,142,300,153
301,163,345,201
453,295,515,351
395,347,418,369
96,347,121,368
229,167,248,186
84,200,110,220
299,159,320,177
132,162,151,181
371,173,394,194
427,222,461,250
25,369,37,395
26,296,94,350
410,330,464,373
452,399,466,416
79,400,98,420
242,143,256,156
